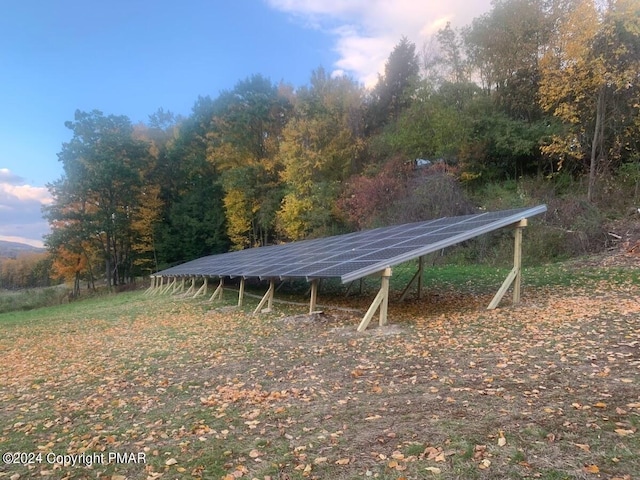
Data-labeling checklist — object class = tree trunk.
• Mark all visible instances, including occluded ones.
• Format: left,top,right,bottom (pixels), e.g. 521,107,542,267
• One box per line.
105,232,112,289
588,87,605,202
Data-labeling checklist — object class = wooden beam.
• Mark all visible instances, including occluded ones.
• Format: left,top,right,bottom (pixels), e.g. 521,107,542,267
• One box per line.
193,277,208,298
184,277,195,295
238,278,245,307
399,264,420,302
309,279,319,314
150,276,162,296
417,255,424,300
487,267,518,309
487,219,527,309
253,279,275,314
161,277,176,295
344,280,354,297
399,256,425,302
267,279,275,311
512,221,525,304
144,276,155,295
357,268,392,332
379,270,390,327
209,278,224,302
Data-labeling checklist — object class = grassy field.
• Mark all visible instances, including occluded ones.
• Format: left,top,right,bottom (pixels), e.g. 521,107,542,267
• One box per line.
0,285,68,315
0,255,638,480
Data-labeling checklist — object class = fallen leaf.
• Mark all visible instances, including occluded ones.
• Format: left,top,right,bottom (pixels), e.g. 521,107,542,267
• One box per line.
583,464,600,474
424,466,441,474
335,458,350,465
164,458,178,466
614,429,634,436
478,459,491,469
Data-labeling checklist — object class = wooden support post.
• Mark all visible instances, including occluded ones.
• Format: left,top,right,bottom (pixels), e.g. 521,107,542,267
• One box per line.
253,279,275,314
399,256,424,301
209,278,224,302
417,255,424,300
488,219,527,309
267,279,275,311
345,280,354,297
379,270,390,327
185,277,196,295
178,278,185,293
357,268,392,332
309,279,319,314
512,223,524,304
193,277,208,298
238,278,245,307
162,277,176,295
171,277,182,294
151,276,162,296
145,276,155,295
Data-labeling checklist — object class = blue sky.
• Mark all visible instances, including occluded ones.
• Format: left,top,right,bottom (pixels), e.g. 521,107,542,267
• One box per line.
0,0,491,247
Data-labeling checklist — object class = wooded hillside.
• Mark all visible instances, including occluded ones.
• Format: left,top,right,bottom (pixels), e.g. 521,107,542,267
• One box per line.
43,0,640,294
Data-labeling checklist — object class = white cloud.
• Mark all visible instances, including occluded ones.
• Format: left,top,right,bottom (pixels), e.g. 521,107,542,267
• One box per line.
0,168,52,247
266,0,493,87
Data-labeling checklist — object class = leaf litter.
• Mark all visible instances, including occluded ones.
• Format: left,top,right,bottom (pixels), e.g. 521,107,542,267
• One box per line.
0,259,638,479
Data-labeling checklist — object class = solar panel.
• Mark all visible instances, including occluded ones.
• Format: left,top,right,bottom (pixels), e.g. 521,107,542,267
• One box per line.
155,205,547,283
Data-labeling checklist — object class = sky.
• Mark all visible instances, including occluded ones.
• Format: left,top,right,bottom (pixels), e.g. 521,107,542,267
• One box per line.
0,0,492,248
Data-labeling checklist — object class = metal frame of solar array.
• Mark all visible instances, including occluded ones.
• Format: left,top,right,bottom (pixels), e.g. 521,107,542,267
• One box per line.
156,205,547,283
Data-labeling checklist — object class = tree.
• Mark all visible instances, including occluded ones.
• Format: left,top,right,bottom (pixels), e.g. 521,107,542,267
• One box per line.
464,0,552,121
46,110,153,287
206,75,292,248
539,0,640,201
277,68,365,239
436,23,469,85
368,37,420,132
151,101,229,265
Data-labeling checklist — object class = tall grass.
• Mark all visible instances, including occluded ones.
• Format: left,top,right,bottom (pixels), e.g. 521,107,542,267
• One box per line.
0,285,69,314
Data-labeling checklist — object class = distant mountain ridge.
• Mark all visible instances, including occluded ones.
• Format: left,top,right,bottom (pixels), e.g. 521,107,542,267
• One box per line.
0,240,46,258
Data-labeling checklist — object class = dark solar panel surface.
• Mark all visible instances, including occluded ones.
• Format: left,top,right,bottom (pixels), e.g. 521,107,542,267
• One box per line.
155,205,546,283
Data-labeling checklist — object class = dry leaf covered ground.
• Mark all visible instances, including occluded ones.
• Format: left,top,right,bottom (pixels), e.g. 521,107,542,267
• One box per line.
0,255,639,480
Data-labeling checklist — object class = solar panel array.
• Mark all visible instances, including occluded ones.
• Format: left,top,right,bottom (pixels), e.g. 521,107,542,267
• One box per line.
155,205,547,283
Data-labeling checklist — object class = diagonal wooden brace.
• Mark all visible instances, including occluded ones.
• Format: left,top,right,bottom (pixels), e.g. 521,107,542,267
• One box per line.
357,268,392,332
487,219,526,309
253,279,275,314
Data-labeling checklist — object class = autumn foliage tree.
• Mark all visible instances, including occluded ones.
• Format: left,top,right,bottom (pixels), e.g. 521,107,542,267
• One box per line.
206,75,292,248
46,110,156,288
539,0,640,201
0,252,51,289
277,68,365,239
